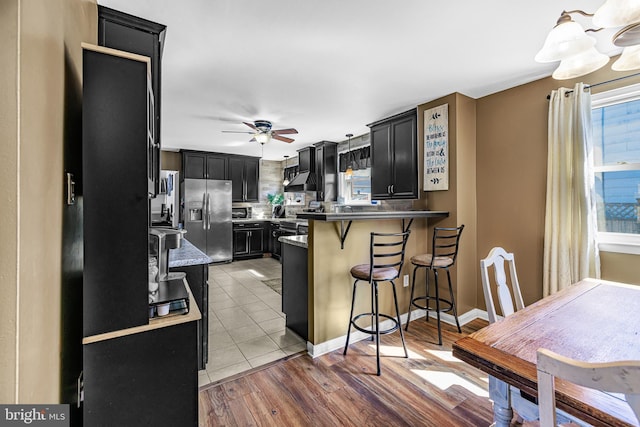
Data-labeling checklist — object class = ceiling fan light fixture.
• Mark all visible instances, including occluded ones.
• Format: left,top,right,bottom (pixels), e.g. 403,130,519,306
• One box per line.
551,47,610,79
593,0,640,27
255,132,271,145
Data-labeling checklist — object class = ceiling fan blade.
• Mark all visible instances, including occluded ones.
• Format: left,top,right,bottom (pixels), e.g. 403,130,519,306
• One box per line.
249,137,257,142
273,134,295,143
272,128,298,135
243,121,258,131
221,130,255,134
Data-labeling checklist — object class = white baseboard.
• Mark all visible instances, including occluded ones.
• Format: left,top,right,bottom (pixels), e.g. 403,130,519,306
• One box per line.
307,308,489,358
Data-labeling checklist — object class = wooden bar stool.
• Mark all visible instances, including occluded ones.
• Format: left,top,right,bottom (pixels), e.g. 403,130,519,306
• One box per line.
343,231,411,376
405,225,464,345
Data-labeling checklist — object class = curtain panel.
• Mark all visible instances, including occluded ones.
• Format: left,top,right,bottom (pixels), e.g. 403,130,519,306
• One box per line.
543,82,600,296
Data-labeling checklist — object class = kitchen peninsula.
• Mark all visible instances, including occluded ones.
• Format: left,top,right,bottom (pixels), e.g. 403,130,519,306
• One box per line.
283,210,448,354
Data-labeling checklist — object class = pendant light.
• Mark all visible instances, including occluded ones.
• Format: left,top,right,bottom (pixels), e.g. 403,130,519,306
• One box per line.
345,133,354,178
282,155,290,186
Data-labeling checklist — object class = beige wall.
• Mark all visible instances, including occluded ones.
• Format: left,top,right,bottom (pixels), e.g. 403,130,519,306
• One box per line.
0,0,20,404
417,94,479,314
0,0,96,403
161,150,182,172
476,64,640,310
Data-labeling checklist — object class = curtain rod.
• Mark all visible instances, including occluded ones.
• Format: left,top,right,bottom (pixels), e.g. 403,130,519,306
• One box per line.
546,71,640,100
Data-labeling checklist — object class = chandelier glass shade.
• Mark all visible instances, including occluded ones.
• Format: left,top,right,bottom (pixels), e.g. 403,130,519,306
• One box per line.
535,19,596,63
536,1,640,79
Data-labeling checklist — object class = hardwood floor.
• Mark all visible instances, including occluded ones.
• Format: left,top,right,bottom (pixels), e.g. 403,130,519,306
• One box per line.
199,318,499,426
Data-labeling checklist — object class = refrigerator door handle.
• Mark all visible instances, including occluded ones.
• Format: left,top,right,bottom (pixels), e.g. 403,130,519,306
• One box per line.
206,193,212,230
202,192,207,230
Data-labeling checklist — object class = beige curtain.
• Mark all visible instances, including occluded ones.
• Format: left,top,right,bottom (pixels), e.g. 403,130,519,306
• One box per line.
543,82,600,296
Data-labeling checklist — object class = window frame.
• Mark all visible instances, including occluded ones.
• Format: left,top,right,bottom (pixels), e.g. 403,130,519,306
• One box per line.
591,82,640,254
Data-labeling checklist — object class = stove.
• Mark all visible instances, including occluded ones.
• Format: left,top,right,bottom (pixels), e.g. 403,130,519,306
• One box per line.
271,220,308,262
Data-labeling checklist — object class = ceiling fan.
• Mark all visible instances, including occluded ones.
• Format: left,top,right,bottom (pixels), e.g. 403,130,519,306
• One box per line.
222,120,298,144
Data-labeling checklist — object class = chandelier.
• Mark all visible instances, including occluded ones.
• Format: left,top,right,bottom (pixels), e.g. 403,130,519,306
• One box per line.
535,0,640,79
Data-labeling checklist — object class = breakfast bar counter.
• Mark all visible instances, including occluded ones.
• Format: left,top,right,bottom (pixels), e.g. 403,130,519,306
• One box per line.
294,209,450,351
296,210,449,221
297,210,448,249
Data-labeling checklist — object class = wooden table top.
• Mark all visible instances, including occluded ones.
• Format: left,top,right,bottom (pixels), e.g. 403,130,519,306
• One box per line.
452,278,640,427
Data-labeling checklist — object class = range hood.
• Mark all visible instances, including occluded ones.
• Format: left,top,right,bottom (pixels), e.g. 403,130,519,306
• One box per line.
284,171,316,192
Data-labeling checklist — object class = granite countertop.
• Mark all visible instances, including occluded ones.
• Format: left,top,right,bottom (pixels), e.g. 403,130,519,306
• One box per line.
168,238,212,267
295,210,449,221
233,218,308,226
279,235,308,249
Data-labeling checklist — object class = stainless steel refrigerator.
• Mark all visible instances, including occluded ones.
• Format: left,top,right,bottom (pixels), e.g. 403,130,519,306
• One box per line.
184,179,232,263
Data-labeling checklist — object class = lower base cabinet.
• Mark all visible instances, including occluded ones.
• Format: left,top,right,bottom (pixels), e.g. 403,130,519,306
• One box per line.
83,321,198,426
233,223,265,260
281,242,308,341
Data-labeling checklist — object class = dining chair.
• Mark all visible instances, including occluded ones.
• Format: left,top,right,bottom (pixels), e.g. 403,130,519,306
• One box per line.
405,225,464,345
537,348,640,427
480,247,525,323
343,231,411,376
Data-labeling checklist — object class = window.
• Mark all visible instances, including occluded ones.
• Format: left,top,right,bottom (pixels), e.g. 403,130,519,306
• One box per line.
591,83,640,254
338,168,372,205
337,145,372,205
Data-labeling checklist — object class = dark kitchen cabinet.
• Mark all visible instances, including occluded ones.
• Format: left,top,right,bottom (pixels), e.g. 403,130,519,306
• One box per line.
82,44,150,337
229,156,260,202
233,222,265,260
182,151,228,180
83,321,197,427
181,151,259,201
281,242,308,340
369,109,418,199
83,42,198,427
314,141,338,202
298,146,315,173
98,6,166,196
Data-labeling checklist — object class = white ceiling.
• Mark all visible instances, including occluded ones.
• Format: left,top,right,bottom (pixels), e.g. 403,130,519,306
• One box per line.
97,0,620,160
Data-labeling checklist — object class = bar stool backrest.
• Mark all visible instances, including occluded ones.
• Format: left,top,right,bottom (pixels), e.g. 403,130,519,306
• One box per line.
430,225,465,268
369,231,411,280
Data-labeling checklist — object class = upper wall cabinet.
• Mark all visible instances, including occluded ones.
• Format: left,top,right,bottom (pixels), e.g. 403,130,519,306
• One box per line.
368,109,418,199
182,151,228,180
314,141,338,202
181,150,259,202
98,6,166,196
229,156,260,202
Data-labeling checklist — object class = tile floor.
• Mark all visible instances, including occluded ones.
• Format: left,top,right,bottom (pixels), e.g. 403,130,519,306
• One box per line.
199,257,306,387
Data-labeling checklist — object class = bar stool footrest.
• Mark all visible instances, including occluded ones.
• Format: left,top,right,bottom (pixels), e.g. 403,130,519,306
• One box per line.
410,296,455,314
351,313,400,335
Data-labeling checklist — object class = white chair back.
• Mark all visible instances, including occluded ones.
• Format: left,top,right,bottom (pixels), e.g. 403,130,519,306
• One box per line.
537,348,640,427
480,247,525,323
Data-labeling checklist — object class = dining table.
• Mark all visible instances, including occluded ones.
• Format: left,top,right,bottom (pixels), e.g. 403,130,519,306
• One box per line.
452,278,640,427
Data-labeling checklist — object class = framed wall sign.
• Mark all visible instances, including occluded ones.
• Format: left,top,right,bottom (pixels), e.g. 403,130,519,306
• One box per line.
424,104,449,191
